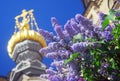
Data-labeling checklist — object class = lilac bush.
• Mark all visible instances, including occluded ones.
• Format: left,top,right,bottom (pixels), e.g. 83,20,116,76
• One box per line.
38,9,120,81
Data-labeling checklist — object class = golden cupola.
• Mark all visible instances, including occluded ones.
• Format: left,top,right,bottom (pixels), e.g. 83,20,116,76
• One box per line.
7,9,46,58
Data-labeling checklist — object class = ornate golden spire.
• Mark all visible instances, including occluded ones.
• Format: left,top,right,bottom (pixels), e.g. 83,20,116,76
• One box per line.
15,9,30,31
7,9,46,58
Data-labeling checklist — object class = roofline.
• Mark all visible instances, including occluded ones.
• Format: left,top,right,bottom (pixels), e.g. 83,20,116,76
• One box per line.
83,1,94,16
82,0,87,9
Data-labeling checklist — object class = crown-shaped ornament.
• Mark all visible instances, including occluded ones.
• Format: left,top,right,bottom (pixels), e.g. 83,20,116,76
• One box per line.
7,9,46,58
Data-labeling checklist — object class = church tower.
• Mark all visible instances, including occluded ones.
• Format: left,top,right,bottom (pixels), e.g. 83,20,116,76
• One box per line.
82,0,120,24
7,10,48,81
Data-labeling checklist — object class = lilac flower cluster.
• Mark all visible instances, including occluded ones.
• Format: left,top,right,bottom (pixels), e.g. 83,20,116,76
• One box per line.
38,12,116,81
104,25,114,42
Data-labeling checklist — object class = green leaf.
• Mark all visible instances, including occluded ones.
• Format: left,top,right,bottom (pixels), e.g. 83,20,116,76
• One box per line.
112,24,120,40
64,52,79,64
86,38,96,42
102,18,109,30
96,61,99,66
96,40,104,44
115,17,120,20
102,9,115,30
111,60,115,69
71,52,79,58
64,59,72,65
118,38,120,49
108,9,115,21
72,33,83,43
110,9,114,15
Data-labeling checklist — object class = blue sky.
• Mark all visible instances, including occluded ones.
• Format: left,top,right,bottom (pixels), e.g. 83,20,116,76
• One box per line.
0,0,84,76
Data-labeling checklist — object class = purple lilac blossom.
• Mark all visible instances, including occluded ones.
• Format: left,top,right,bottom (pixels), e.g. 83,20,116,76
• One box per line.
99,12,104,25
39,12,117,81
54,25,65,39
46,52,59,59
49,75,63,81
46,68,57,75
70,18,81,33
51,61,64,72
64,20,77,39
67,75,77,81
105,25,113,31
71,42,87,53
115,11,120,17
78,77,85,81
75,14,93,30
104,31,114,42
51,17,58,26
39,47,54,54
38,29,54,41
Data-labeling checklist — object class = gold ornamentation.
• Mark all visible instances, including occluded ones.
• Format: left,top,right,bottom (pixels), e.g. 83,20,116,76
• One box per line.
7,9,46,58
15,9,33,31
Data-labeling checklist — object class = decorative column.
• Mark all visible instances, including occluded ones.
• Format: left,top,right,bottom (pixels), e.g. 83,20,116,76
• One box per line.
7,9,47,81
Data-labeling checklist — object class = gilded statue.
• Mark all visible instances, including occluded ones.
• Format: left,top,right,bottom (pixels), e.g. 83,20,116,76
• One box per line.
15,9,34,31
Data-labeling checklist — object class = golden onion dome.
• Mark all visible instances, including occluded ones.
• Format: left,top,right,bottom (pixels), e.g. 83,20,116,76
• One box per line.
7,9,46,58
7,29,46,57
